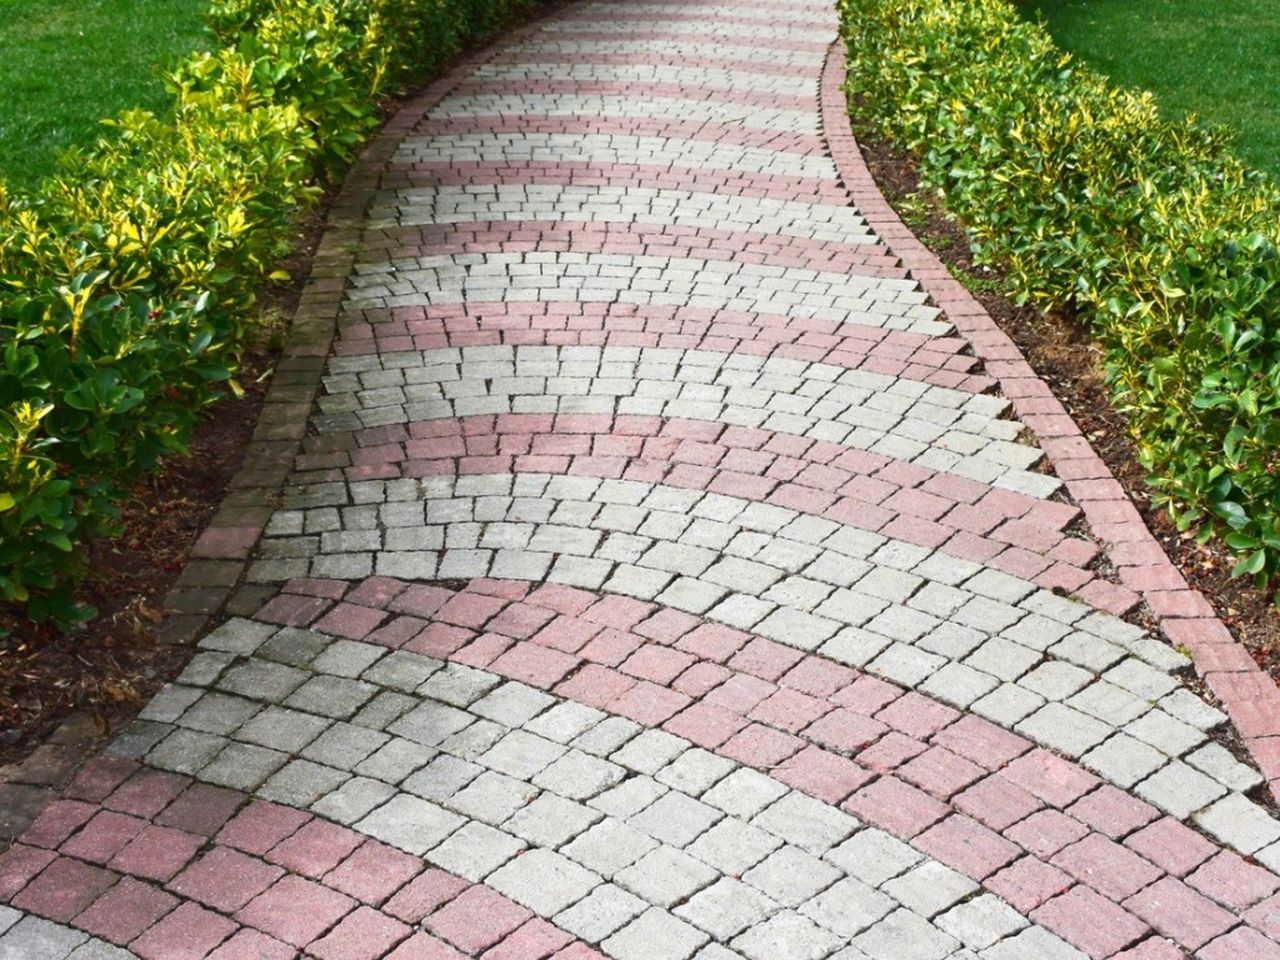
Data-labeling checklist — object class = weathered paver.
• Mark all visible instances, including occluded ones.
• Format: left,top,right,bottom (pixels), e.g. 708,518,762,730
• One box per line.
5,0,1280,957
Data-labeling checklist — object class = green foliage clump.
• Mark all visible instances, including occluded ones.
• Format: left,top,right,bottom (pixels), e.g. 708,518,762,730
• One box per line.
0,0,541,626
839,0,1280,597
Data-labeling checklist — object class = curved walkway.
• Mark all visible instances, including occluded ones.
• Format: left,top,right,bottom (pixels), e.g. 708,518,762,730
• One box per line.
4,2,1280,958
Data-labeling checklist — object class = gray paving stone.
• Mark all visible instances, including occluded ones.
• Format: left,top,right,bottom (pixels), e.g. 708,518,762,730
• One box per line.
472,682,556,727
702,768,790,818
356,794,465,855
387,700,474,746
562,818,660,877
217,659,309,702
526,702,608,743
881,861,979,917
1124,709,1205,757
199,741,288,791
200,617,277,654
258,628,329,668
66,941,135,960
936,894,1028,950
852,908,961,960
752,790,858,854
147,728,227,775
732,911,843,960
445,769,540,824
301,721,389,769
825,829,923,886
236,705,330,753
362,651,442,692
744,845,842,908
655,747,736,796
979,926,1088,960
591,776,670,819
631,790,723,848
555,883,649,943
438,716,505,759
616,845,719,908
686,817,783,875
1194,792,1280,854
0,917,87,960
310,775,397,824
1137,760,1228,820
1081,733,1167,789
676,878,780,939
488,847,602,914
534,748,627,799
1016,703,1111,758
139,683,206,723
604,907,710,960
1185,742,1264,793
429,820,525,880
258,758,350,808
798,877,895,938
284,675,378,719
612,729,689,774
401,753,481,801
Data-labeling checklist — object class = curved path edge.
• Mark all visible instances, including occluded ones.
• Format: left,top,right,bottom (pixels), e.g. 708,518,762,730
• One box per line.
818,42,1280,801
0,4,578,840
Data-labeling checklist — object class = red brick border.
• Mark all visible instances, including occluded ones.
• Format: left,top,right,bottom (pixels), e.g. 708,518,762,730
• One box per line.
817,42,1280,799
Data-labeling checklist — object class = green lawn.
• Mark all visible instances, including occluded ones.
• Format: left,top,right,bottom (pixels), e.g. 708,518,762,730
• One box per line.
1019,0,1280,179
0,0,209,190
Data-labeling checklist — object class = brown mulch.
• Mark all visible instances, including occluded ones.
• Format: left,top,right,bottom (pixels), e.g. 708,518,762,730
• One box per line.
851,128,1280,683
0,211,324,767
0,353,271,765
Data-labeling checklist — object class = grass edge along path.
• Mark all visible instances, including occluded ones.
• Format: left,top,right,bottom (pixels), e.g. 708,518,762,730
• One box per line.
1019,0,1280,181
0,0,211,190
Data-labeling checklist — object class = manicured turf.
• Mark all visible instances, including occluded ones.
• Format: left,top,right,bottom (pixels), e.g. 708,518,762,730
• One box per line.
0,0,209,190
1021,0,1280,179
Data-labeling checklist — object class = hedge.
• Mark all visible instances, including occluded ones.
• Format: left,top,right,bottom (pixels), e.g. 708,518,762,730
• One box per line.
0,0,543,627
838,0,1280,597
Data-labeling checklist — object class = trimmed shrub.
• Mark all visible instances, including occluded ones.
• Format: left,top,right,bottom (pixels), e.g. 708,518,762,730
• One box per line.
0,0,543,626
839,0,1280,595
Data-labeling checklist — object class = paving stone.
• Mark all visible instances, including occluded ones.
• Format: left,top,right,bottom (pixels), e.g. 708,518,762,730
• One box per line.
562,818,659,877
826,830,923,886
881,861,979,917
488,847,601,915
555,883,649,942
732,911,844,960
798,877,894,938
852,908,961,960
935,894,1029,949
676,878,779,939
604,907,710,960
1136,761,1228,820
744,845,843,908
752,790,858,854
356,795,464,855
630,790,722,847
428,820,524,880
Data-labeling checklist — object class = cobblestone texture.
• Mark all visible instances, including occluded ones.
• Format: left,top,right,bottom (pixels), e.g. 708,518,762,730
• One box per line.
5,0,1280,957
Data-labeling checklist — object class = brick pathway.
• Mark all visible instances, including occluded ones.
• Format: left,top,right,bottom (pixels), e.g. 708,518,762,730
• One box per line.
5,2,1280,958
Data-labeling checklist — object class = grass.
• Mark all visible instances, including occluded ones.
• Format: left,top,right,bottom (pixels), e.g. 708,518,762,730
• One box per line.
1020,0,1280,179
0,0,209,190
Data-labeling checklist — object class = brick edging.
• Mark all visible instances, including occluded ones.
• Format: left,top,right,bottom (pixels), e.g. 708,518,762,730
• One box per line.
817,40,1280,799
